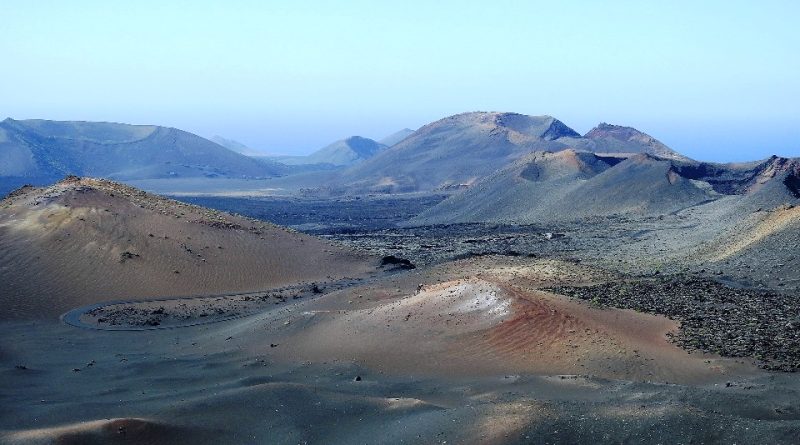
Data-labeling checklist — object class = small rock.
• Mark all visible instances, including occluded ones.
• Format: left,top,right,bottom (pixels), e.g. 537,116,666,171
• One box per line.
380,255,415,270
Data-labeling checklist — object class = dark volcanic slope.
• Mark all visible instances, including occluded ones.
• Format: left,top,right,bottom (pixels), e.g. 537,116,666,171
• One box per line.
0,118,283,195
0,177,374,320
413,152,716,224
559,153,714,215
335,112,584,193
411,150,618,224
696,200,800,289
676,155,800,201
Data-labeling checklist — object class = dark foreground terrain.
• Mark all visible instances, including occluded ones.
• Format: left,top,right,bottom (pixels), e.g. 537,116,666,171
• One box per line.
3,317,799,444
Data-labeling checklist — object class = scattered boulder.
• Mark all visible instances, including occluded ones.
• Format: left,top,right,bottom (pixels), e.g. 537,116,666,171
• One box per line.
119,251,140,262
380,255,416,270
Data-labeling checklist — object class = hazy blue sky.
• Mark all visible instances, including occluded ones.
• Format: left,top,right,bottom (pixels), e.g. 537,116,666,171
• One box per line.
1,1,798,160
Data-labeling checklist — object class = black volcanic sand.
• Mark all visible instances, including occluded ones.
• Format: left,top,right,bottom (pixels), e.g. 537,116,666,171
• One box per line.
177,194,448,233
547,275,800,372
2,320,800,444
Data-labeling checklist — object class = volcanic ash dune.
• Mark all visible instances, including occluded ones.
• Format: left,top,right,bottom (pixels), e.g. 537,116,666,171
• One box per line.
1,418,209,445
0,177,375,320
273,265,752,383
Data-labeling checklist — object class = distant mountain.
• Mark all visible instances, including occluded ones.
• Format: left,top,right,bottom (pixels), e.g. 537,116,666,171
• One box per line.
335,112,585,193
412,151,800,225
578,123,690,161
328,113,704,194
210,135,264,156
0,119,284,196
306,136,387,166
378,128,415,147
274,136,387,167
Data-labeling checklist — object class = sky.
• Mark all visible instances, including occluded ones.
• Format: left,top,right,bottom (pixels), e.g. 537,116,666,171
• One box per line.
1,0,798,161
